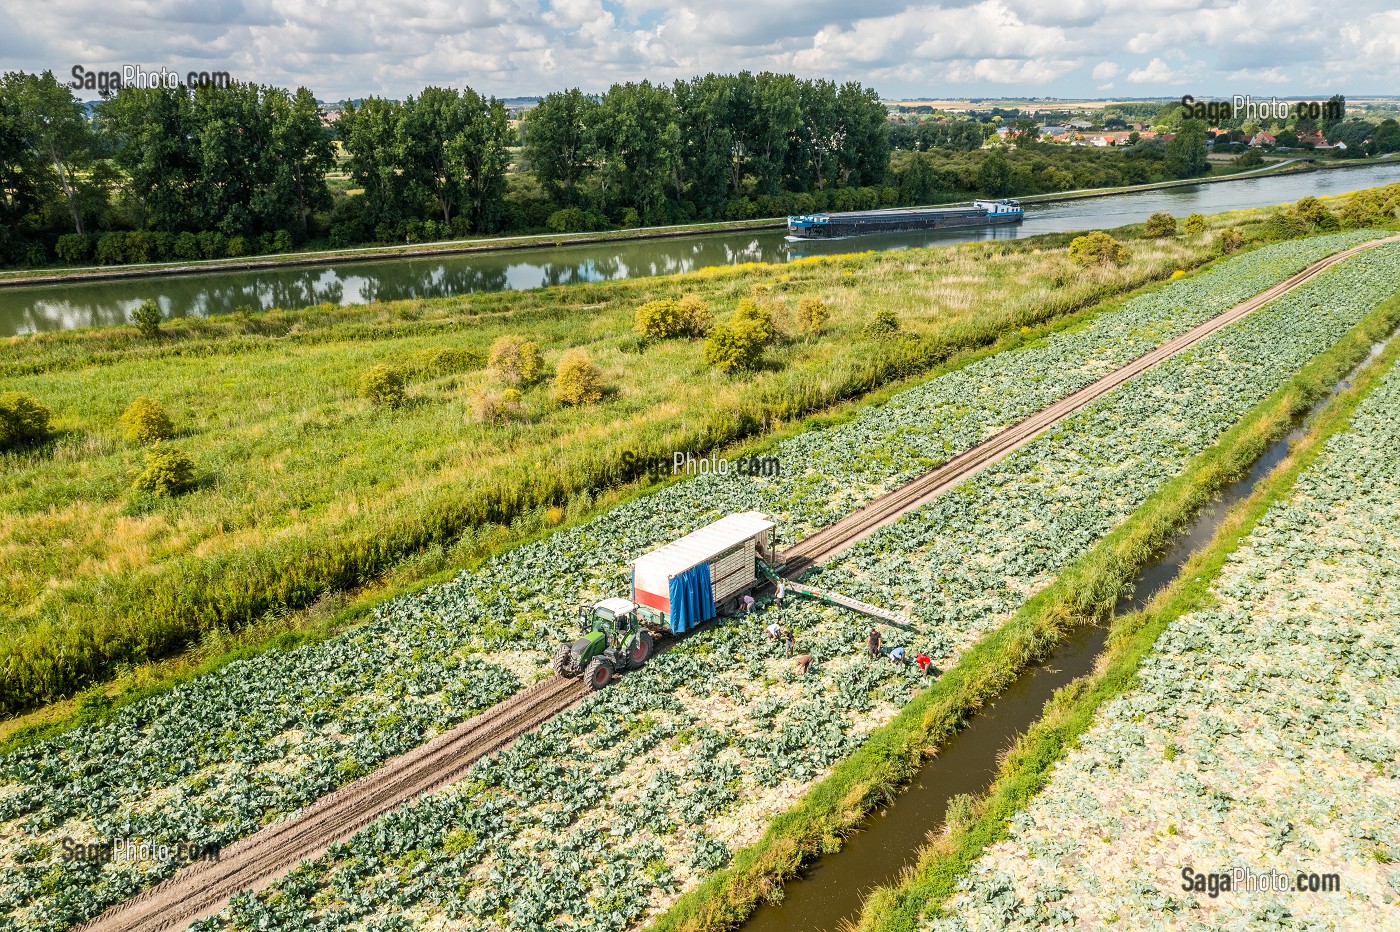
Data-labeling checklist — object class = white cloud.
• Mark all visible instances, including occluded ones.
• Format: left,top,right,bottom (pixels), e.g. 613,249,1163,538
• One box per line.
8,0,1400,99
1127,56,1181,83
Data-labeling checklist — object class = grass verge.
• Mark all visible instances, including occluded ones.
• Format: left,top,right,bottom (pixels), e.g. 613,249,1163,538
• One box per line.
644,289,1400,932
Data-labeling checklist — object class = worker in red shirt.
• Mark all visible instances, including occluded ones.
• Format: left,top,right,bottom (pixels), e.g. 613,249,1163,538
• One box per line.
914,652,934,677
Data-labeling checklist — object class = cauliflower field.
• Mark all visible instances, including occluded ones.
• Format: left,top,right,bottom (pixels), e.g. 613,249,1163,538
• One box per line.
156,243,1400,932
0,231,1388,931
925,357,1400,932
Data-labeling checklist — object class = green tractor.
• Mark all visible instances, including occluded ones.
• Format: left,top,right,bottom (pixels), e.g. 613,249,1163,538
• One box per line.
553,597,656,689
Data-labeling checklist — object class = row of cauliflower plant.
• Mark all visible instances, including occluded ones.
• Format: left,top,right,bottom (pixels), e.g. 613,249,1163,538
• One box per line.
156,242,1400,932
0,231,1384,931
922,354,1400,931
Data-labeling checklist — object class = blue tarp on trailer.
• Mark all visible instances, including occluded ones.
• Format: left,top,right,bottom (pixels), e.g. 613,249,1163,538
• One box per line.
668,563,715,633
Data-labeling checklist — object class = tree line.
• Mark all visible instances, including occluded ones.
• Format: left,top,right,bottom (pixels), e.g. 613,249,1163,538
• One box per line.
1,68,1225,269
0,69,892,265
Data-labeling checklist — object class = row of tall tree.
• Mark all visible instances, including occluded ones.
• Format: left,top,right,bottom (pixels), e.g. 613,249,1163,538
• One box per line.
522,74,889,226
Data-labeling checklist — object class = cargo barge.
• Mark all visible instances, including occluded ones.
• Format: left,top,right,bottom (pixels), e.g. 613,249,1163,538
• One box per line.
786,198,1023,240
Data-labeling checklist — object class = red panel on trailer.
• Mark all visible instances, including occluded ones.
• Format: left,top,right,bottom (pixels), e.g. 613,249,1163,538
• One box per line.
634,587,669,613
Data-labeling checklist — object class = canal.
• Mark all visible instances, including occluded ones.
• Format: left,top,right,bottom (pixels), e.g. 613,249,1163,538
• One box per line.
3,162,1399,336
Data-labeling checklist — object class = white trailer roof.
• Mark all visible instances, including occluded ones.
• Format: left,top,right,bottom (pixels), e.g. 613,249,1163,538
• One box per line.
632,512,774,581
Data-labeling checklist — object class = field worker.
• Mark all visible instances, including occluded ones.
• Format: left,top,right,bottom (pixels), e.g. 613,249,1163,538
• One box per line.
775,579,786,608
765,619,781,640
783,628,796,658
794,653,815,676
889,645,907,665
867,627,883,659
914,652,934,677
740,594,756,614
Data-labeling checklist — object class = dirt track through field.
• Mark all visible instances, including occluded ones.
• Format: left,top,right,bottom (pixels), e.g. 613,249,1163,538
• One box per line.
74,234,1399,932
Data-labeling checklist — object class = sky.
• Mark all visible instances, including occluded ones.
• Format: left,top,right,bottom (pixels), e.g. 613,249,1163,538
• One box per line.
8,0,1400,102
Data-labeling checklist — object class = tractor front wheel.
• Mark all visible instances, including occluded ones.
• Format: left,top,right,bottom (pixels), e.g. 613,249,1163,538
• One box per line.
583,657,615,690
553,647,578,678
627,631,655,669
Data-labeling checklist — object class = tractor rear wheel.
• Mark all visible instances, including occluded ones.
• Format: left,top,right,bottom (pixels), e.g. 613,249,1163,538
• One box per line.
553,646,578,678
583,657,614,690
627,631,654,669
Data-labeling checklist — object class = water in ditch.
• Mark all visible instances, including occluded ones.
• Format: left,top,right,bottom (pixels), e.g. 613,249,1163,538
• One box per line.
737,338,1394,932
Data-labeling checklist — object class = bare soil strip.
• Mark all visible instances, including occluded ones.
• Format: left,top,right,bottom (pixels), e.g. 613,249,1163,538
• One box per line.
74,234,1399,932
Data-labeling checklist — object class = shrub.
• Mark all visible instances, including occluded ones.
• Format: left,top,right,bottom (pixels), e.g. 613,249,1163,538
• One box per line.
471,387,525,424
225,236,246,258
733,297,775,343
0,392,53,451
1183,213,1207,234
95,233,125,265
554,350,603,405
173,232,200,260
703,304,773,372
487,335,543,386
1143,212,1178,237
132,447,197,496
359,365,406,407
864,308,900,335
1069,230,1130,266
635,296,712,339
547,208,588,234
130,300,163,338
634,299,686,339
796,296,830,335
55,233,91,263
1220,228,1245,253
272,230,294,253
676,294,712,335
120,397,175,444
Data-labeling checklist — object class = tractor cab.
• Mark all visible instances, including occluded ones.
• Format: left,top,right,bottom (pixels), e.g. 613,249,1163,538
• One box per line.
579,597,639,640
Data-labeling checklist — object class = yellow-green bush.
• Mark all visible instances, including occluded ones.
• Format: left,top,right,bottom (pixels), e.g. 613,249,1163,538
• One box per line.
1143,212,1178,238
1184,213,1207,235
487,335,543,386
0,391,53,451
636,295,712,339
676,294,713,335
733,297,775,342
1220,228,1245,253
119,397,174,444
704,321,765,372
358,365,406,407
864,308,899,335
554,350,603,405
132,447,197,496
1069,230,1130,266
796,296,830,335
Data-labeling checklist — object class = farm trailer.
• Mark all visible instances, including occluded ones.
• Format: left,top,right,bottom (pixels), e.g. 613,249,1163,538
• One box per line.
554,511,918,689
